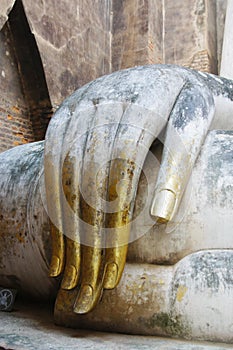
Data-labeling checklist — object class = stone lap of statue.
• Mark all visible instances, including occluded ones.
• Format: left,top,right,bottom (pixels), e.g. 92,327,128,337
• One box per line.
0,65,233,342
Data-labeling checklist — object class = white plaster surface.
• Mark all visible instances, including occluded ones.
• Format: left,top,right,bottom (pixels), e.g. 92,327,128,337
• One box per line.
220,0,233,79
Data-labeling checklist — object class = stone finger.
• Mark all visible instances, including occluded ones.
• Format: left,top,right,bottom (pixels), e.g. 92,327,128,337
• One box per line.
49,223,65,277
61,237,80,290
45,105,73,277
73,245,104,314
60,150,82,289
73,102,127,312
151,81,215,223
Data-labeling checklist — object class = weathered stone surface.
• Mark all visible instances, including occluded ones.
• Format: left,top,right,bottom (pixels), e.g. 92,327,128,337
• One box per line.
128,130,233,264
0,130,233,341
0,0,52,152
0,142,57,298
162,0,217,72
55,251,233,342
0,0,227,153
1,302,232,350
0,1,232,346
0,0,15,30
148,0,163,64
216,0,227,72
8,0,53,140
111,0,168,69
112,0,218,73
0,22,35,152
22,0,112,107
1,63,233,341
112,0,152,70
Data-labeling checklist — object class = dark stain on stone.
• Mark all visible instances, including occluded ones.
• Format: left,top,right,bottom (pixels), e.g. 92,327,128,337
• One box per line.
171,81,212,131
139,312,191,338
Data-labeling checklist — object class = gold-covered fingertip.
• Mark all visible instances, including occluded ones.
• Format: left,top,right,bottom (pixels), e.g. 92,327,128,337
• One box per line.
103,262,118,289
49,255,61,277
61,265,78,290
150,189,176,224
73,284,93,314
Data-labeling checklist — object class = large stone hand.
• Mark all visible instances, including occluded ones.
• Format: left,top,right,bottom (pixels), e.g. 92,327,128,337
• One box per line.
44,65,215,313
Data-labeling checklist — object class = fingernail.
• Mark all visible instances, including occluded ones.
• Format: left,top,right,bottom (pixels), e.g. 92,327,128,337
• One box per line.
103,263,118,289
73,284,93,314
61,265,78,290
150,189,176,223
49,256,61,277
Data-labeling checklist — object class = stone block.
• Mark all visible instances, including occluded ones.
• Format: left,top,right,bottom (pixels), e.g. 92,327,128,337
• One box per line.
161,0,217,72
112,0,218,73
22,0,112,107
112,0,154,71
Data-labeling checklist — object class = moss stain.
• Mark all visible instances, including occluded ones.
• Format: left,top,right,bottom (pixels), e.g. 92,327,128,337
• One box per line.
139,312,191,338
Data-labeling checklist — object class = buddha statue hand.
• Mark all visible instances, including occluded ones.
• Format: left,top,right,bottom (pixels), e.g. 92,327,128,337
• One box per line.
44,65,233,313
